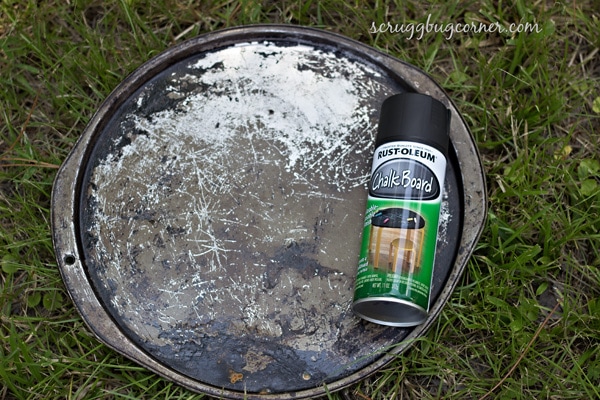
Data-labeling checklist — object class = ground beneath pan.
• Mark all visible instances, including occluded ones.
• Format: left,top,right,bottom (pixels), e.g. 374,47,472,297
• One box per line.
52,25,486,399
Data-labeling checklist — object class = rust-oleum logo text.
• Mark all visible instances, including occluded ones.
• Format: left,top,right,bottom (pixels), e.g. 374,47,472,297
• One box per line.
377,147,436,162
369,159,440,200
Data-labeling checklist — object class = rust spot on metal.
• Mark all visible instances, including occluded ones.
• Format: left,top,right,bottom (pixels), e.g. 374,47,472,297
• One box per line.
229,370,243,384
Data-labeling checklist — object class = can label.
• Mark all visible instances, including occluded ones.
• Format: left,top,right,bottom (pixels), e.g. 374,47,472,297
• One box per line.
354,141,446,313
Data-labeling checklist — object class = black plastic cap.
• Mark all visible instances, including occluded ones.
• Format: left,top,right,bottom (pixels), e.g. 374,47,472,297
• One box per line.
376,93,451,156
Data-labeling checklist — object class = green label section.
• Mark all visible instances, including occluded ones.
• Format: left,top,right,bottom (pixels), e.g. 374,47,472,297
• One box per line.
353,197,441,310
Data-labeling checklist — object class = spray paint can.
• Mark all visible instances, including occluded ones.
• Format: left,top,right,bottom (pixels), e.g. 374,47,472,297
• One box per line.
352,93,450,327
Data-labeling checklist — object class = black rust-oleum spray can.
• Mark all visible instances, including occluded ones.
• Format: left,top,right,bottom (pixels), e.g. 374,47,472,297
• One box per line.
353,93,450,327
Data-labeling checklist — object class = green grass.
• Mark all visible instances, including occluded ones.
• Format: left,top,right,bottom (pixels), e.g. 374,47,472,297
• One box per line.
1,0,599,399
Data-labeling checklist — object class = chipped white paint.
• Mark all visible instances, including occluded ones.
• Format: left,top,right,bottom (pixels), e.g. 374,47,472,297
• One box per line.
436,190,452,246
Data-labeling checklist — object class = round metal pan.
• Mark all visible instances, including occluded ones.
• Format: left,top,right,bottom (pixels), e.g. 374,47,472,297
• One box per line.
51,25,486,399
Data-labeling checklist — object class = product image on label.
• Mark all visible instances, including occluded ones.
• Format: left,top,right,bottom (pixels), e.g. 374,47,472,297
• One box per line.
368,208,425,274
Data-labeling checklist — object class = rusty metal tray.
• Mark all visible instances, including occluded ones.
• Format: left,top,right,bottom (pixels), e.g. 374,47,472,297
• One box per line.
51,25,486,399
